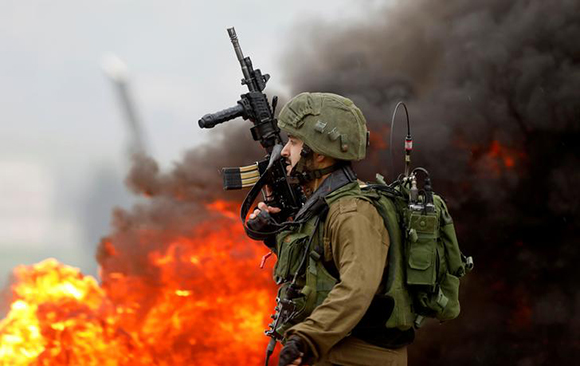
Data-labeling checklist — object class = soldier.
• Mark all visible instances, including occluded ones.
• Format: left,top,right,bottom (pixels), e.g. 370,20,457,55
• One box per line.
249,92,413,366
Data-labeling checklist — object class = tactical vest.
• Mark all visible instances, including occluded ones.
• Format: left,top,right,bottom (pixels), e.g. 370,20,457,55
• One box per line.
272,179,472,339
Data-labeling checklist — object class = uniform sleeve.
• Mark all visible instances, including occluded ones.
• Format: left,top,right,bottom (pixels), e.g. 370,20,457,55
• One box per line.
286,197,389,362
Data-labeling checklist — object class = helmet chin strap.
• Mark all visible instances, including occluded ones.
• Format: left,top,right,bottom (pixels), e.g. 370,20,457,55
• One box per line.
289,145,343,185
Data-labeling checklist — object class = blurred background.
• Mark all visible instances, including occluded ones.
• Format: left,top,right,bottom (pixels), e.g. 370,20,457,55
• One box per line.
0,0,372,284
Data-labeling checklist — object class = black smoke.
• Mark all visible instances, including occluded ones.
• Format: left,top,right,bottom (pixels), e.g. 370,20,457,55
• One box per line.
98,0,579,364
281,0,580,364
96,123,264,307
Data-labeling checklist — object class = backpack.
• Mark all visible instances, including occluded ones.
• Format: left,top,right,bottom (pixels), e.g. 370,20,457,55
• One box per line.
359,173,474,328
267,171,474,344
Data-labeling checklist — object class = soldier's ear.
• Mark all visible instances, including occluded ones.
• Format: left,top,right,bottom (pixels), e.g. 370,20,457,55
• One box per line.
315,154,336,169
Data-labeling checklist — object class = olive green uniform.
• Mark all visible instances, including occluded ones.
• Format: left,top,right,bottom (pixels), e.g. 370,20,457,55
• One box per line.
274,92,409,365
286,195,407,365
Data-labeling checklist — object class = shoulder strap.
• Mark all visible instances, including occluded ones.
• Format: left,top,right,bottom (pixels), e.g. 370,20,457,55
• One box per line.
240,162,316,240
239,164,289,240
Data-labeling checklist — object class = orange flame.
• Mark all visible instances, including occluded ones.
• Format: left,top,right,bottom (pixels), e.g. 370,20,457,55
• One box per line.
454,135,525,177
0,202,278,365
487,140,517,169
0,259,135,365
369,126,389,150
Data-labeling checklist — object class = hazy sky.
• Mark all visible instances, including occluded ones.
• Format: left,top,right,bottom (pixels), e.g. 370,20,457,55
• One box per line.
0,0,379,280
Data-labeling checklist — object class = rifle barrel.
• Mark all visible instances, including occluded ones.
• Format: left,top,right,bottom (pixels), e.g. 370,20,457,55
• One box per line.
227,27,252,84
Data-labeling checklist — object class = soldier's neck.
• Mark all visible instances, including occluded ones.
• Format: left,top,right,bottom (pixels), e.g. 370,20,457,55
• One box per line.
302,174,331,197
303,157,334,197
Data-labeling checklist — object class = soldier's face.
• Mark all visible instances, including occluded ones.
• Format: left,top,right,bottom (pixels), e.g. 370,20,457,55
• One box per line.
281,136,304,175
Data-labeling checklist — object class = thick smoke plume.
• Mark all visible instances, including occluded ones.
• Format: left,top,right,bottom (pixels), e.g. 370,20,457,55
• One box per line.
281,0,580,364
97,123,263,302
98,0,579,364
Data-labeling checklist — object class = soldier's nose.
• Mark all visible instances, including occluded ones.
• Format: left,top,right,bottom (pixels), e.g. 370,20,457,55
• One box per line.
281,144,290,157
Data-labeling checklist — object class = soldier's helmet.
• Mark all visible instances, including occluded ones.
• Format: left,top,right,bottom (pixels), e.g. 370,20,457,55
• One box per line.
277,92,368,161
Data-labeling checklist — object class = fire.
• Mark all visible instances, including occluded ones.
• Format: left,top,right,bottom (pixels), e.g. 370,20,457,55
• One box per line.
454,135,525,177
0,201,278,365
0,259,134,365
369,126,390,150
205,200,239,220
477,139,527,177
487,140,518,169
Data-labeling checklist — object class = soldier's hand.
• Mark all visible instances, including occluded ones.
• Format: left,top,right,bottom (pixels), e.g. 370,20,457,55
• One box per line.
249,202,281,220
278,335,307,366
246,202,282,237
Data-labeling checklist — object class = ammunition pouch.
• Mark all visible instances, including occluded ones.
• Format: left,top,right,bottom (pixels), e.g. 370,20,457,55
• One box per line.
270,214,338,338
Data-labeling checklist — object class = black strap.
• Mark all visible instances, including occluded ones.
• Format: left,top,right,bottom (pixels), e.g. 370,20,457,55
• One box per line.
292,164,343,185
291,215,323,283
240,162,291,240
240,165,318,240
240,163,346,241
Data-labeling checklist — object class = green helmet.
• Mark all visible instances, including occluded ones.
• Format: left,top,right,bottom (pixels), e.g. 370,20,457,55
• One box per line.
277,92,368,161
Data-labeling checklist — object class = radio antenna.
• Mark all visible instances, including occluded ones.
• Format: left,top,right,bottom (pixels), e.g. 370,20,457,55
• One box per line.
390,101,412,178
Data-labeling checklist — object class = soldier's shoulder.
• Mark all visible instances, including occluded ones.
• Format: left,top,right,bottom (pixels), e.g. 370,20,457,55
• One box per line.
327,195,377,219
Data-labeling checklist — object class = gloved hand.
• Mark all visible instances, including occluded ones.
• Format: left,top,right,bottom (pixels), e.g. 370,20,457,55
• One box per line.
247,202,282,240
278,335,307,366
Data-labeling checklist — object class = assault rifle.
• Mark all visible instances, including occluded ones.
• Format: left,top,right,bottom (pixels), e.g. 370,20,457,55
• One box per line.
198,28,304,238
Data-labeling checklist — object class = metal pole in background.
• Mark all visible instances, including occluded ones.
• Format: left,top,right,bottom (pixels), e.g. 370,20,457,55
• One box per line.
101,53,149,156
